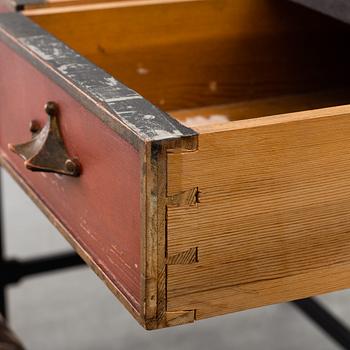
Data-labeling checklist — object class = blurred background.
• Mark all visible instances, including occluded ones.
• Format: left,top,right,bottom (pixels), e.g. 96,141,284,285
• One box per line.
1,167,350,350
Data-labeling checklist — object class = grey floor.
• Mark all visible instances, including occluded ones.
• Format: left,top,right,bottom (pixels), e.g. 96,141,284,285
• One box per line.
1,169,350,350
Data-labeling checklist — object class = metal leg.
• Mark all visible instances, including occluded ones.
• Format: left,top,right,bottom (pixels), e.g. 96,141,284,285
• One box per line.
0,170,85,319
0,253,85,285
292,298,350,350
0,170,7,318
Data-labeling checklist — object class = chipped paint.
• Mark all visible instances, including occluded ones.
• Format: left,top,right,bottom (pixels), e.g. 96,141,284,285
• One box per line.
23,38,53,60
104,76,119,87
79,218,98,242
0,13,197,144
104,95,143,103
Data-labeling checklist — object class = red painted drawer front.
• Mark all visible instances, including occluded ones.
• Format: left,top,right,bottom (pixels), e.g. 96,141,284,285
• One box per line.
0,2,10,12
0,40,142,311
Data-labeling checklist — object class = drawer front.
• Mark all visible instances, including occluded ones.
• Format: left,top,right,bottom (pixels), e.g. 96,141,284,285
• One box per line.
0,38,142,313
0,0,11,12
0,11,196,329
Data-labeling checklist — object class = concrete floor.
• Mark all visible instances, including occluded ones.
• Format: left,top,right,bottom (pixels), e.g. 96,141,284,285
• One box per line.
1,168,350,350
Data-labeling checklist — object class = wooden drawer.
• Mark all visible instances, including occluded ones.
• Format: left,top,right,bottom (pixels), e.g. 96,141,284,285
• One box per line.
1,0,350,329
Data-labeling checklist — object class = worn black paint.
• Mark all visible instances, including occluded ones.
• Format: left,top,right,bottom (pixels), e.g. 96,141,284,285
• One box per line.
15,0,45,7
0,13,197,149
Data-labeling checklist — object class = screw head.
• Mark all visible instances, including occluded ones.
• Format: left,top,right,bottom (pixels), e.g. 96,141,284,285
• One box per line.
45,101,58,116
65,159,80,176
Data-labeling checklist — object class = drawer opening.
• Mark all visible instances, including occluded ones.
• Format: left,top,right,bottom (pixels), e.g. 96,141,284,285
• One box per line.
25,0,350,127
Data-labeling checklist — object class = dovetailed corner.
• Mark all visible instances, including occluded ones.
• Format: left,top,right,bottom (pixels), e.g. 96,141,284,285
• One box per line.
165,310,196,327
167,247,198,265
167,187,200,208
166,135,198,154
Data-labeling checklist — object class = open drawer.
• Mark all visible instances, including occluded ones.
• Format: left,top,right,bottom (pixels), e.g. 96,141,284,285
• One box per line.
1,0,350,329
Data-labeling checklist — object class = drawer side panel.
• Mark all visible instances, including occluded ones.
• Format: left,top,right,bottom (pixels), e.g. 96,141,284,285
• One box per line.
167,111,350,320
0,41,142,313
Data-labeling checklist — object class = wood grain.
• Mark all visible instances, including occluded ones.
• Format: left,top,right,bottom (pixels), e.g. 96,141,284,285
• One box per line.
142,141,168,329
170,89,350,125
167,187,199,208
165,310,195,327
169,264,350,319
167,247,198,265
27,0,350,111
143,136,197,329
167,106,350,320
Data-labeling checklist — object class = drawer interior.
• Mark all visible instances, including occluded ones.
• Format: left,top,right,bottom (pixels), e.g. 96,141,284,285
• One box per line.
25,0,350,128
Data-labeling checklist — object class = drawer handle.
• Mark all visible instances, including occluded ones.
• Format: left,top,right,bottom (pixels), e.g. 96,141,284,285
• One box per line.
8,102,80,177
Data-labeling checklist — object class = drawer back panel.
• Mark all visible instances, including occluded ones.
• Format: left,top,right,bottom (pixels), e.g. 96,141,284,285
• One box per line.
26,0,350,111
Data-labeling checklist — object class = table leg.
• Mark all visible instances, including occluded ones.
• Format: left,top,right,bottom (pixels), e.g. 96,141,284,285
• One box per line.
292,298,350,350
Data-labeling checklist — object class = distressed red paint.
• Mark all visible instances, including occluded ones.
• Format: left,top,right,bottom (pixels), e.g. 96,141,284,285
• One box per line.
0,0,12,12
0,41,142,310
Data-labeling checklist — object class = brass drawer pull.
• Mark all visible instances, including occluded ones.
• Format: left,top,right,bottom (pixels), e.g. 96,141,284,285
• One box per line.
8,102,80,177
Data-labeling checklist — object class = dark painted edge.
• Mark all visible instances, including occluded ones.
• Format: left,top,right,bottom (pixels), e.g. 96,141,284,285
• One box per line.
15,0,45,6
291,0,350,25
10,0,43,12
0,13,197,149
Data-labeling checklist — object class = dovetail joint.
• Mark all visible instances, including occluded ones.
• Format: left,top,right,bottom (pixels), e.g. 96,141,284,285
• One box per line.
167,247,198,265
165,310,196,327
167,187,200,208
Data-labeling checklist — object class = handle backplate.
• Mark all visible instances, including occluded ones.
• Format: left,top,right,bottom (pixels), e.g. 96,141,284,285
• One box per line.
8,102,80,177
